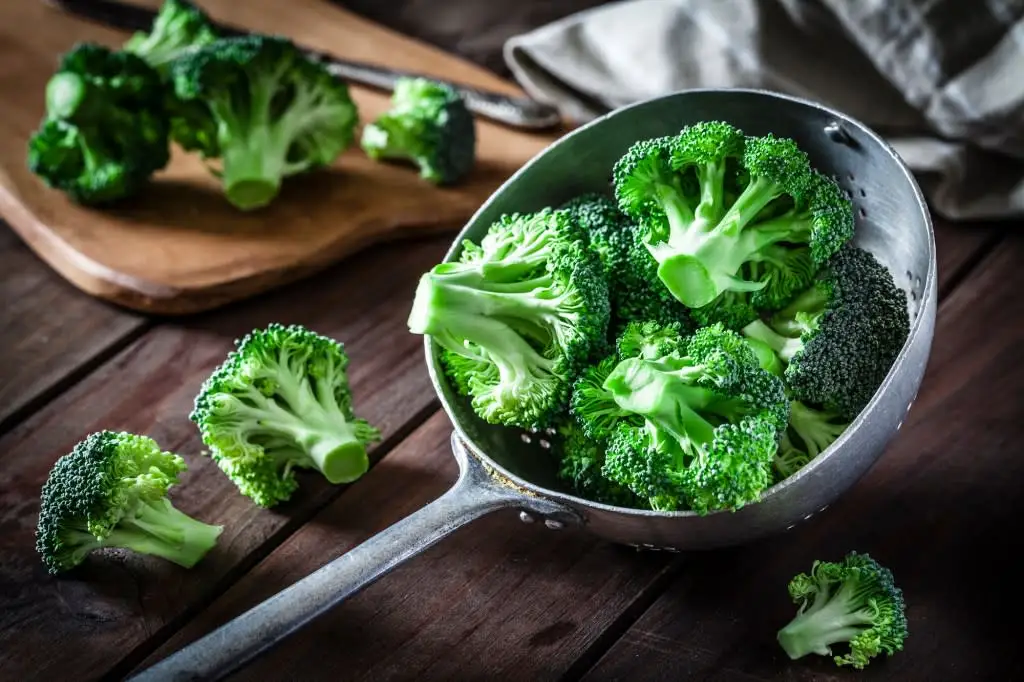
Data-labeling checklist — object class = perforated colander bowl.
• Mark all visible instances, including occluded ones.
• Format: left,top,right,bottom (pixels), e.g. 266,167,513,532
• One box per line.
132,88,936,682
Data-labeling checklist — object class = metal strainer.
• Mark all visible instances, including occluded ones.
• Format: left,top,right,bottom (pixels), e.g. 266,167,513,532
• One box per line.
131,89,936,682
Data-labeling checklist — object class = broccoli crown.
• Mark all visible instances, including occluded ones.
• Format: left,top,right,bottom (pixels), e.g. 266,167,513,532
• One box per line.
409,209,610,430
189,323,381,507
123,0,219,71
554,420,646,508
170,35,359,210
35,431,222,574
612,122,853,312
27,43,170,204
560,192,633,278
360,77,476,185
741,245,910,420
572,323,788,513
777,552,908,669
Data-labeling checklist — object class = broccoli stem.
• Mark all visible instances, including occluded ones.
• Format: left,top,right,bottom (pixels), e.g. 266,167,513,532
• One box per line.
111,498,222,568
777,580,877,660
695,162,727,223
361,115,419,162
773,285,829,335
788,400,848,458
742,320,803,364
715,176,783,237
219,133,287,210
408,275,556,384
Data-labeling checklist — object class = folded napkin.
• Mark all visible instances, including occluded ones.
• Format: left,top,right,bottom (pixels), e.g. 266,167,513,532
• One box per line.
504,0,1024,221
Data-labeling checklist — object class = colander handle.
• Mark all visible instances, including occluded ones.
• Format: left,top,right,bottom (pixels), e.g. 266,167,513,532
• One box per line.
128,432,577,682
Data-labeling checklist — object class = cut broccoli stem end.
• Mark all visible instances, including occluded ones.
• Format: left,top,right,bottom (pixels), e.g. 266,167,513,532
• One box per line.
45,72,90,120
113,497,222,568
299,425,372,484
219,130,297,210
361,118,420,162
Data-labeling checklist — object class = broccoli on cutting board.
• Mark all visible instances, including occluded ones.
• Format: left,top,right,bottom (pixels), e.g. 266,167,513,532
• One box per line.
35,431,222,574
26,43,171,205
123,0,219,72
169,34,359,210
361,77,476,186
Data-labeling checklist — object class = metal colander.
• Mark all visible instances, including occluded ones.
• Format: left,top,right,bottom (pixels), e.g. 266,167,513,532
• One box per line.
131,88,936,682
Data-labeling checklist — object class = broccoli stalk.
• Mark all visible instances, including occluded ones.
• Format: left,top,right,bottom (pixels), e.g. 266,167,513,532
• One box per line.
361,77,476,185
190,323,381,508
27,43,170,205
778,552,909,669
123,0,218,71
35,431,222,574
408,209,610,430
170,35,359,210
612,123,853,312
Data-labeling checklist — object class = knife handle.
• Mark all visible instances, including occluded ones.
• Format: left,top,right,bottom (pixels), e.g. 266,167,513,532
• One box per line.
318,57,561,131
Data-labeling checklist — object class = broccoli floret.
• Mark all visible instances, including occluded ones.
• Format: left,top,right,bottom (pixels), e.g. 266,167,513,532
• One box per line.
570,354,634,440
773,432,811,481
570,323,788,513
361,77,475,186
616,320,688,360
554,420,646,508
560,193,693,334
26,43,170,204
612,122,853,311
741,245,910,420
35,431,222,574
409,209,610,430
788,399,848,459
123,0,218,72
169,35,359,210
189,323,381,508
778,552,908,669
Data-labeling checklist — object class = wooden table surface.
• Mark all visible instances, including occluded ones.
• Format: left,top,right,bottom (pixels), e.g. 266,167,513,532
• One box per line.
2,21,1023,682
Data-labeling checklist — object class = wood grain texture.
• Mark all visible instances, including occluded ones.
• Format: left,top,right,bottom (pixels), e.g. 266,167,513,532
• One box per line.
143,411,681,682
0,224,145,431
0,0,558,314
0,236,448,682
580,235,1024,682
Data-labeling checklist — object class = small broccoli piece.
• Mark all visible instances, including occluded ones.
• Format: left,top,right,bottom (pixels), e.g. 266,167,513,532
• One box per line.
573,323,788,513
741,245,910,420
612,122,853,311
27,43,170,204
361,77,475,185
554,420,647,508
409,209,610,430
190,323,381,508
570,354,635,440
170,35,359,210
560,193,693,334
778,552,909,669
35,431,222,574
616,320,688,361
123,0,218,72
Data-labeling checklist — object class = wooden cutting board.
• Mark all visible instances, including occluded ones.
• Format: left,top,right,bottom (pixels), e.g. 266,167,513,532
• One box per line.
0,0,561,314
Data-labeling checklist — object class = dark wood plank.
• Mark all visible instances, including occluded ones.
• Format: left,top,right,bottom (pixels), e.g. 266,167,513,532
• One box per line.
580,234,1024,682
142,411,681,682
0,224,146,431
0,235,450,682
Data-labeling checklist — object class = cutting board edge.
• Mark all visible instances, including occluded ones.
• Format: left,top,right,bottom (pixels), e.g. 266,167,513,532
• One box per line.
1,183,462,315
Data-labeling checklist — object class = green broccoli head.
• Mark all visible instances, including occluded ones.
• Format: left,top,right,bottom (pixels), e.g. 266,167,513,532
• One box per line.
554,420,647,508
409,209,610,430
170,35,359,210
361,77,476,185
35,431,222,574
189,323,381,508
570,323,788,513
741,245,910,420
777,552,908,669
27,43,170,205
123,0,219,72
612,122,854,312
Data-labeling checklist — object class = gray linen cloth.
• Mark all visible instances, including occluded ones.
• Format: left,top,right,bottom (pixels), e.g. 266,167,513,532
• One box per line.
503,0,1024,221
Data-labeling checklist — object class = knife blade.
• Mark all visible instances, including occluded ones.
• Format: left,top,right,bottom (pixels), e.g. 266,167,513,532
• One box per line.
44,0,562,130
